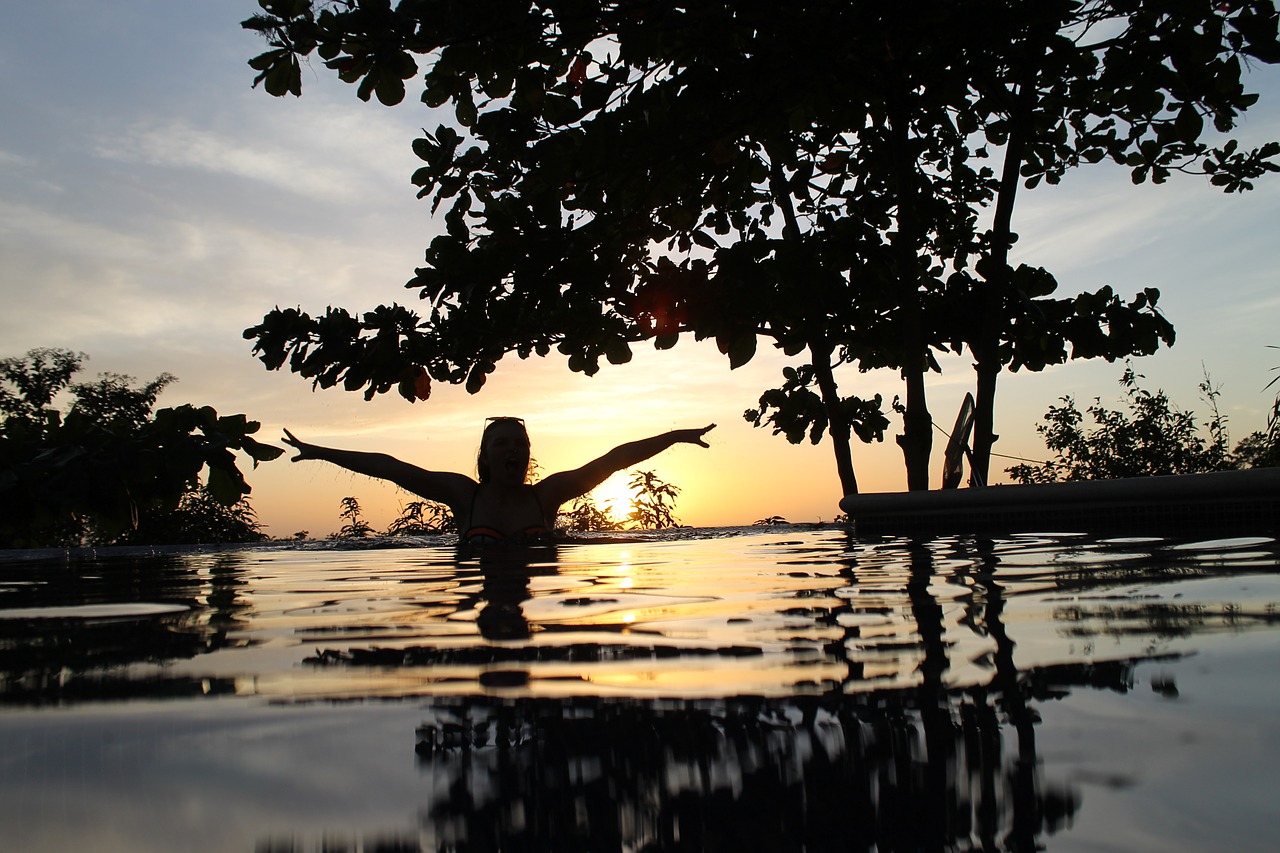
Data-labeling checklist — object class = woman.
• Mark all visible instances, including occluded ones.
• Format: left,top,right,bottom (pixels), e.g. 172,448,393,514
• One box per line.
282,418,716,544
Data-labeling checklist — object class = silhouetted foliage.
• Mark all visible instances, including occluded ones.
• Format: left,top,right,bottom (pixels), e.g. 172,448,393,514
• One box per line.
70,370,176,435
1008,364,1277,483
114,486,266,546
331,496,374,539
0,348,282,547
556,495,623,533
326,496,458,537
627,469,681,529
386,499,456,536
0,347,84,434
242,0,1278,497
1231,429,1280,469
556,472,681,532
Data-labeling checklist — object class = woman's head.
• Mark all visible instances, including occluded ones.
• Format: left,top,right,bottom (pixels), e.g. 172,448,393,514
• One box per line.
477,417,532,484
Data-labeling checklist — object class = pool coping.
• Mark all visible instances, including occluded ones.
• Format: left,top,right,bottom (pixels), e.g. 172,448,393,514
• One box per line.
839,467,1280,534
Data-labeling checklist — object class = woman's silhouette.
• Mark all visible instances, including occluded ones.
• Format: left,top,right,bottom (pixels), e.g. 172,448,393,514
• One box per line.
283,418,715,544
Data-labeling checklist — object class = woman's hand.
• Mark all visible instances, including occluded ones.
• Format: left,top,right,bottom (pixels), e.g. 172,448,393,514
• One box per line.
281,428,318,462
676,424,717,448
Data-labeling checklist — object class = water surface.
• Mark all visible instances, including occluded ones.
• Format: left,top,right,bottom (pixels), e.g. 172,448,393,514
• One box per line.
1,528,1277,851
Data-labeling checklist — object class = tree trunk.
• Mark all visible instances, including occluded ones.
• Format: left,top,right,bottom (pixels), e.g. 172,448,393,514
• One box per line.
770,155,863,497
896,362,933,491
971,360,999,486
887,84,933,491
971,50,1040,485
812,347,860,496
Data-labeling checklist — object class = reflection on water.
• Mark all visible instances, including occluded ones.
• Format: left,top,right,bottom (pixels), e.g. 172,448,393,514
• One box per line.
1,529,1277,851
407,682,1095,851
0,551,252,702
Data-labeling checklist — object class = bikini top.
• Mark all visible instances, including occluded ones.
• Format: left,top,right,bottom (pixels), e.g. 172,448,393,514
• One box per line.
462,485,554,545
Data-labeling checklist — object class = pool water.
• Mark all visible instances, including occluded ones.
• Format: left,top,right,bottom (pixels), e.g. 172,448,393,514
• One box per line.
1,527,1277,851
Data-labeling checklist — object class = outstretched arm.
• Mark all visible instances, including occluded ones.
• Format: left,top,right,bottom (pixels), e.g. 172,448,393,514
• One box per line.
281,428,475,507
537,424,716,509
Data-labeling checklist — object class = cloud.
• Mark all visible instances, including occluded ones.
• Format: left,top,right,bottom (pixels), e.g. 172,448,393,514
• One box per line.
0,148,32,168
93,101,418,206
0,71,440,396
95,121,356,203
1011,173,1205,278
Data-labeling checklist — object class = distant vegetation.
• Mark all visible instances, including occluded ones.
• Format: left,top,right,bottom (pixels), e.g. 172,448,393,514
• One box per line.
557,470,684,532
385,499,458,536
333,496,375,539
1008,364,1279,483
624,470,682,530
0,348,282,547
556,495,622,534
328,496,457,540
114,486,267,547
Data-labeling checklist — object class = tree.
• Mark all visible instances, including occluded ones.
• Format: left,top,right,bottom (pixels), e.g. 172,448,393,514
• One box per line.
115,486,268,545
949,0,1279,484
241,0,1279,495
332,495,375,538
557,495,624,533
1006,364,1275,483
0,347,84,436
0,348,283,547
70,370,176,435
1232,427,1280,469
627,469,681,529
385,498,456,535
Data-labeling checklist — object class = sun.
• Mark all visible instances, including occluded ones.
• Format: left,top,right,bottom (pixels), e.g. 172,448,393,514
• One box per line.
588,472,635,523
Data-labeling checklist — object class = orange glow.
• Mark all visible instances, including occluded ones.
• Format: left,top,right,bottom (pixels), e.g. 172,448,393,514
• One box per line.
586,471,635,523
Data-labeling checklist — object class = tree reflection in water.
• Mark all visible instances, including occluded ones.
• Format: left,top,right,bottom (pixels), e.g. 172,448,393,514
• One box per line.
0,551,253,703
405,538,1097,852
410,672,1120,851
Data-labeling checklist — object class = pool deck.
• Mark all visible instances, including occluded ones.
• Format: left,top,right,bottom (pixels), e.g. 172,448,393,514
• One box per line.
839,468,1280,535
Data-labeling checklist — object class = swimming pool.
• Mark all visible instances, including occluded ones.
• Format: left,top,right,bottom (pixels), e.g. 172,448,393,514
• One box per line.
1,527,1277,851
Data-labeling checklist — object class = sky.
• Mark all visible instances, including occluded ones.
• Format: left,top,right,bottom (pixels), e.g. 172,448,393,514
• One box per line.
2,1,1278,538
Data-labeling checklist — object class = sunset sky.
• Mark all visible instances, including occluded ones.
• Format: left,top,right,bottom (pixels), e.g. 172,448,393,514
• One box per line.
3,2,1279,537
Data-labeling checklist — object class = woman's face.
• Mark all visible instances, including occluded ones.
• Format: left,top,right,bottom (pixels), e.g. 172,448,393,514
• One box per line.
481,421,531,484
